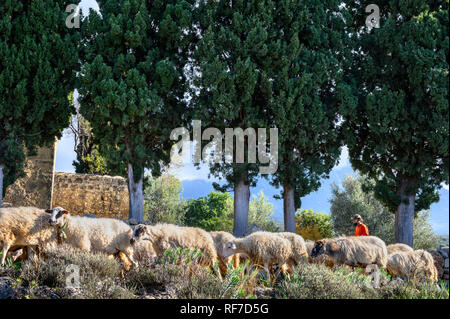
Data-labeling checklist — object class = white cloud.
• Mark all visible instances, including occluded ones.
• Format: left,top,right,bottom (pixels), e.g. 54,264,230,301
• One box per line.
335,146,350,170
442,183,449,191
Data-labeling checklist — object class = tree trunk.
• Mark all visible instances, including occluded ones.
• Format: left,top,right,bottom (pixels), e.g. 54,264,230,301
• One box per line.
233,171,250,237
127,163,144,222
395,178,416,247
283,185,296,233
0,164,4,207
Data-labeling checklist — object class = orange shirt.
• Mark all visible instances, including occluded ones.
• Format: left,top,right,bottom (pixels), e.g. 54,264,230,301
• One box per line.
355,223,369,236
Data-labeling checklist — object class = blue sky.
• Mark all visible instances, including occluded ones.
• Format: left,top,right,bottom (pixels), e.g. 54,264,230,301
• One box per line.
60,0,449,235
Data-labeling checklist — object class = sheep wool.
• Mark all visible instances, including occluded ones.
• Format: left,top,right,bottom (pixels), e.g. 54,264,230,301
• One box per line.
209,231,240,275
0,207,58,265
311,236,388,269
387,249,439,282
386,243,414,255
144,224,219,270
224,231,292,278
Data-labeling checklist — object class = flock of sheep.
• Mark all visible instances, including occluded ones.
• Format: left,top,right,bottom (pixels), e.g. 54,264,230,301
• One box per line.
0,206,439,284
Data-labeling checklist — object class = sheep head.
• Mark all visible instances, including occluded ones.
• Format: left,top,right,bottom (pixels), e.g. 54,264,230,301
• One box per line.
222,241,238,259
48,207,69,227
311,239,339,258
130,224,150,245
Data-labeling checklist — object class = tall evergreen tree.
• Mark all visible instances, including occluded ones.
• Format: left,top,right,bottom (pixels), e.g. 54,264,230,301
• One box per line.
193,0,275,236
343,0,449,246
268,0,352,232
0,0,79,206
78,0,194,221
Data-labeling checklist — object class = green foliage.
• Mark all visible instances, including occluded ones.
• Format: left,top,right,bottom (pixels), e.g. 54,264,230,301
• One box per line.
267,0,352,204
330,174,439,249
275,263,377,299
144,173,186,225
438,235,449,248
342,0,449,213
0,0,79,193
78,0,195,218
248,191,280,233
330,175,395,242
295,209,334,241
184,190,279,232
185,192,234,232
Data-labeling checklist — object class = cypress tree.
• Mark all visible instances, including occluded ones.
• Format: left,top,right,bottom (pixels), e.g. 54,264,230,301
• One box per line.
78,0,194,221
343,0,449,246
267,0,352,232
0,0,79,206
193,0,275,236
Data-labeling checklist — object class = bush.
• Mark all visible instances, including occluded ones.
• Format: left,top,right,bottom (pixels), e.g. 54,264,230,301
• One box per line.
275,263,378,299
18,245,135,299
144,173,186,225
378,279,449,299
295,209,334,240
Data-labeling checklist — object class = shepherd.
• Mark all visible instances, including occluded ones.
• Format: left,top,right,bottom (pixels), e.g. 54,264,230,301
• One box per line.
352,214,369,236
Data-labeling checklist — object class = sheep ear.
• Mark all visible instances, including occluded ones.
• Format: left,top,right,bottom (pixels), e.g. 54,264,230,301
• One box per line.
45,209,53,214
62,210,69,215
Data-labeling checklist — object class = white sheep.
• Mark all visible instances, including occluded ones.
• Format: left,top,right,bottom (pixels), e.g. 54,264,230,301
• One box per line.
130,223,221,278
104,228,157,269
386,243,414,255
209,231,241,276
0,207,58,265
276,232,308,266
48,207,136,266
387,249,438,282
222,231,292,279
311,236,388,269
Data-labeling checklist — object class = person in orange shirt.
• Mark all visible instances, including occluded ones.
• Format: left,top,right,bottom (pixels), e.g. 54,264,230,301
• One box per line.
353,214,369,236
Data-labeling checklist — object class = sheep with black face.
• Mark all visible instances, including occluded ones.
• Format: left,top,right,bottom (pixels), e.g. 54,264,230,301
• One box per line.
311,236,388,269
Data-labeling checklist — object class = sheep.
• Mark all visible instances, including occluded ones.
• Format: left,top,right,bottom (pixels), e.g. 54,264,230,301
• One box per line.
386,249,438,282
272,232,308,274
130,223,221,278
209,231,240,276
310,236,388,269
48,207,137,266
222,231,292,279
304,239,335,267
104,228,157,269
305,240,315,257
0,207,58,265
386,243,414,255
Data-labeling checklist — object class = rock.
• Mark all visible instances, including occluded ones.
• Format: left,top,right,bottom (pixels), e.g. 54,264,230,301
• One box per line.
128,218,138,226
254,287,274,299
0,277,19,299
438,249,449,259
430,251,445,279
0,202,12,208
445,258,449,269
442,247,449,255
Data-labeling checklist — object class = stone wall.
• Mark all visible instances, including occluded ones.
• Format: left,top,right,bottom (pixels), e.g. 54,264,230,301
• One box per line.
51,172,129,219
4,145,56,209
